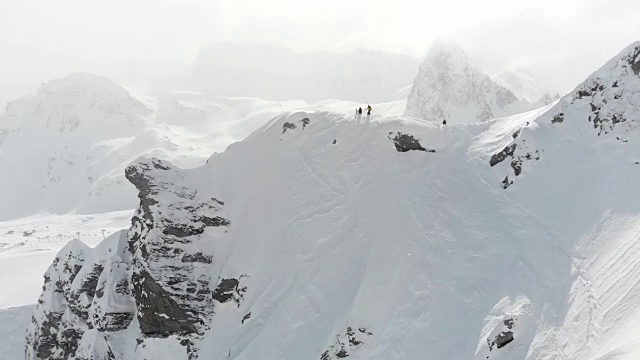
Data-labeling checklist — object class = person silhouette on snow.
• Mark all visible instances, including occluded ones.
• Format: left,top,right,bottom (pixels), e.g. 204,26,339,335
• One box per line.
366,105,372,116
358,107,363,115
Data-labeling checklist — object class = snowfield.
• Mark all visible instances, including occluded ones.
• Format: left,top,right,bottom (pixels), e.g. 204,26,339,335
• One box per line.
4,41,640,360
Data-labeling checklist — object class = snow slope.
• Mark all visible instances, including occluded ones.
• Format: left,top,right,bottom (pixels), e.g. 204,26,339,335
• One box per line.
404,42,540,124
0,305,35,360
25,42,640,360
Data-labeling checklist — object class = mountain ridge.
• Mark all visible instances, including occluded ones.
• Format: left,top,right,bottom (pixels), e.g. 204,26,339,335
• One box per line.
22,41,640,360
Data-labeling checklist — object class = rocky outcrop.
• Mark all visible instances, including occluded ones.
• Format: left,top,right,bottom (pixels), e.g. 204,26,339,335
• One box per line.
27,157,234,359
320,326,373,359
389,132,435,153
557,42,640,138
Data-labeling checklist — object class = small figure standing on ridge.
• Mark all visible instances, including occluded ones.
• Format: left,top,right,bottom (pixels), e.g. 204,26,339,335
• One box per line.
358,107,363,115
366,104,372,116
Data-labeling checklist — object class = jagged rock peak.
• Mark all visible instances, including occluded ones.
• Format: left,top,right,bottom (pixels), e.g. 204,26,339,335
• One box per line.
542,40,640,138
26,156,234,359
1,73,154,138
404,41,533,124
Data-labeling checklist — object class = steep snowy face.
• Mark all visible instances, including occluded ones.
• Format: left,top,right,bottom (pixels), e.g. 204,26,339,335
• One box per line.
404,43,535,124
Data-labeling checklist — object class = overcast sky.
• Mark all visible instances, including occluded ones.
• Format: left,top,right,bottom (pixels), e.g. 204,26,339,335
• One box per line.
1,0,639,108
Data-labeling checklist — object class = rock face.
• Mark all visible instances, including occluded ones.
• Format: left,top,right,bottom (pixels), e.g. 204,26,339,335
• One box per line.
389,132,434,152
404,42,536,124
26,157,232,359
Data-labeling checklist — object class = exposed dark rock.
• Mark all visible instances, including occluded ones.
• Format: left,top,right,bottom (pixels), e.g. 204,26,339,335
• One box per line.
551,113,564,124
512,130,520,139
80,264,104,299
504,318,514,329
577,89,591,98
321,325,372,359
163,223,204,238
629,46,640,75
30,312,63,360
60,326,83,358
213,278,238,303
134,270,199,337
490,144,516,167
332,139,337,144
390,132,434,152
213,278,246,306
200,215,231,227
96,312,136,332
153,162,170,170
301,118,310,128
336,349,348,358
283,122,297,134
347,327,362,346
182,252,213,264
495,331,514,348
511,160,522,176
242,312,251,324
502,176,513,189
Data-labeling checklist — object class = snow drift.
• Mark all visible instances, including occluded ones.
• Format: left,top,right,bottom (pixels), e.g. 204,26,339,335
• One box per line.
26,42,640,360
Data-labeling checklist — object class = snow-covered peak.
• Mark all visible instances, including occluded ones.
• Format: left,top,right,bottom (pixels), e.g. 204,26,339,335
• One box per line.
404,42,535,124
422,40,470,64
537,40,640,139
492,68,559,104
1,73,154,140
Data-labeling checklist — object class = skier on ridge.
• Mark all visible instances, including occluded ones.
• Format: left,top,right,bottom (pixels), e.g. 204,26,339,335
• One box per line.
366,104,372,116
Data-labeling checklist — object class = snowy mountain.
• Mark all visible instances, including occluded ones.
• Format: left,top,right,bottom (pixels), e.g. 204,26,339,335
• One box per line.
191,43,420,103
404,42,539,124
25,41,640,360
492,68,559,104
